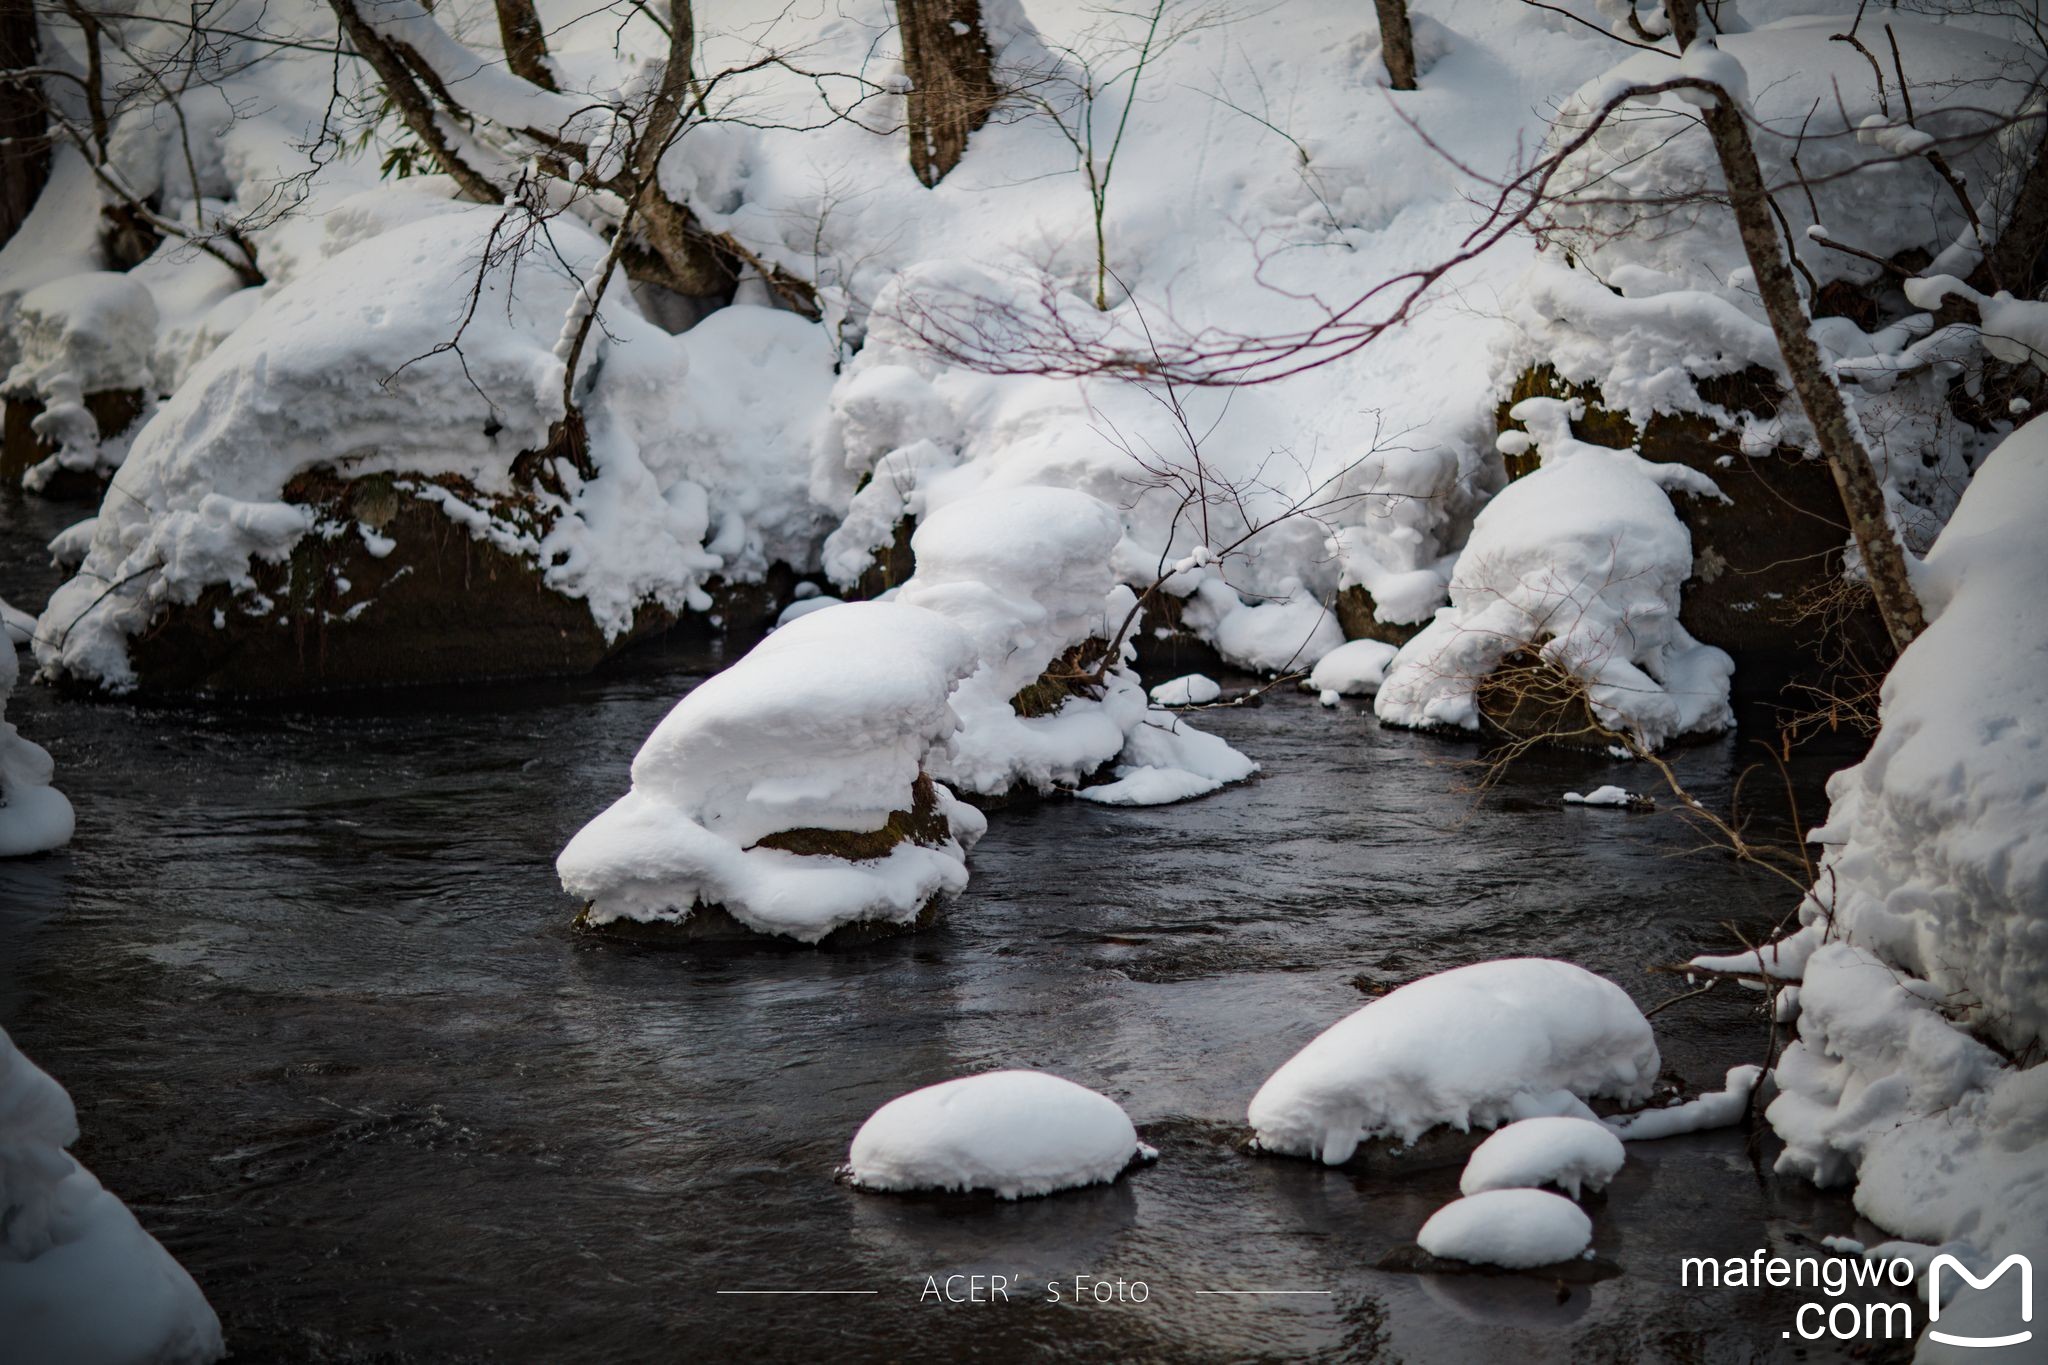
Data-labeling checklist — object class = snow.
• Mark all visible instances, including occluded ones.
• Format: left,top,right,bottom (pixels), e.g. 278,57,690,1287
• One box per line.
1459,1117,1625,1200
0,1027,223,1364
1376,398,1733,748
1417,1189,1593,1270
1307,639,1398,697
1,621,75,858
1605,1064,1761,1142
844,1070,1153,1200
1248,959,1659,1163
1149,673,1220,707
1563,786,1630,807
557,601,984,942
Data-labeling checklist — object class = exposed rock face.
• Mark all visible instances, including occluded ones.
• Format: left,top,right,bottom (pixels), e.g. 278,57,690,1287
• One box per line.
118,469,685,696
571,773,957,946
0,388,145,498
1497,364,1890,693
1333,584,1422,647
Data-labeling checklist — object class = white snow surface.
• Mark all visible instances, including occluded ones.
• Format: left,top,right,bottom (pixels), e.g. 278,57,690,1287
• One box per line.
1150,673,1220,707
1307,639,1398,697
1248,959,1659,1163
1376,399,1733,748
1564,786,1631,807
1,624,75,858
1605,1064,1762,1142
0,1027,223,1364
1458,1116,1626,1199
557,601,985,941
1417,1189,1593,1270
845,1070,1151,1199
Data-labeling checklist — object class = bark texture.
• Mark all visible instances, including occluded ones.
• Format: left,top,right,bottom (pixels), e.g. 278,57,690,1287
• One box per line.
1373,0,1416,91
493,0,556,90
1668,1,1926,652
0,0,49,248
896,0,998,187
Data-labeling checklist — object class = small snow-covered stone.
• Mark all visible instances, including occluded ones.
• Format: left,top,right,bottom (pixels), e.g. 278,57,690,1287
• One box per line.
1564,785,1631,807
1459,1116,1626,1198
1308,638,1398,697
846,1071,1153,1199
1248,959,1658,1163
1149,673,1220,707
1418,1189,1593,1269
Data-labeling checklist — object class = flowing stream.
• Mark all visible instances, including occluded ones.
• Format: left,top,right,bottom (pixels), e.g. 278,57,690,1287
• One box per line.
2,494,1904,1362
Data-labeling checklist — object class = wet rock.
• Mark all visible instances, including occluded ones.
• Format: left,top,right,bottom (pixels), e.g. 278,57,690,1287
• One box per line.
1333,584,1422,647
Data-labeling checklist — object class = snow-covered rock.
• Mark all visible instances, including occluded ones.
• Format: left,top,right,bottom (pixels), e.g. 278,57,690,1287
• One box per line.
1459,1117,1625,1199
1248,959,1659,1163
1563,786,1631,807
844,1070,1154,1200
1417,1189,1593,1270
1376,399,1732,748
1149,673,1220,707
1307,638,1397,697
1606,1064,1760,1142
1,612,74,858
0,1027,223,1364
558,601,985,943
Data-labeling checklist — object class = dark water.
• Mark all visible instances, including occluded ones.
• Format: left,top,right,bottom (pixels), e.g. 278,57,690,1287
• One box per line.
3,493,1906,1363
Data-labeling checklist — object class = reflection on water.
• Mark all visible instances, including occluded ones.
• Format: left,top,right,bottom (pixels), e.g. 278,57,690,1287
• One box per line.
1,493,1894,1361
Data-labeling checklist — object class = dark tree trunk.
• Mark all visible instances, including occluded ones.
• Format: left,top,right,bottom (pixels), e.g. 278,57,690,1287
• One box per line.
0,0,50,248
1667,1,1926,651
493,0,556,90
1373,0,1416,91
896,0,997,187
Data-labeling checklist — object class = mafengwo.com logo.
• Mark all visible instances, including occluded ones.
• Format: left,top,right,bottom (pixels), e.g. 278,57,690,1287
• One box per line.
1679,1250,2032,1349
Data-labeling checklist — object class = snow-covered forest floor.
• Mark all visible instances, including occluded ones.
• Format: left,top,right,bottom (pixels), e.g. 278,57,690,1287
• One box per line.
2,0,2045,1360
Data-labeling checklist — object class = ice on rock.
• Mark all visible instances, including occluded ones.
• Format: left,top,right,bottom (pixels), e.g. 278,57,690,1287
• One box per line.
1376,399,1732,749
845,1071,1153,1200
1248,959,1658,1164
1418,1189,1594,1270
1459,1117,1626,1199
1308,639,1397,697
557,601,984,942
1149,673,1220,707
898,486,1254,806
0,1027,223,1364
1,617,74,858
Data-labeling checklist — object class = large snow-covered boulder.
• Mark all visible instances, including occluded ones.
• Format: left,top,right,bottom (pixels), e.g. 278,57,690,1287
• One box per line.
558,601,985,943
1417,1189,1593,1271
34,198,832,695
1376,399,1732,748
844,1071,1154,1199
1248,959,1659,1164
1,612,74,857
0,1027,223,1363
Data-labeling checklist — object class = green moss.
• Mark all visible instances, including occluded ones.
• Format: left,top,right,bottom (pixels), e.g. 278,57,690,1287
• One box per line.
751,773,952,857
1009,639,1110,717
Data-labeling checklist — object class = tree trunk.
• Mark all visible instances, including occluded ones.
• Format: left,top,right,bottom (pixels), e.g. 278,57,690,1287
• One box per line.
0,0,49,249
896,0,997,187
1373,0,1416,91
1667,1,1926,651
493,0,556,90
1982,122,2048,297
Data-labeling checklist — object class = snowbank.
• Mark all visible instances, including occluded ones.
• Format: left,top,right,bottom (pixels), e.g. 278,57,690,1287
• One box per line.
1459,1117,1625,1199
0,1027,223,1364
1248,959,1659,1163
1,619,74,858
1376,399,1732,747
845,1070,1153,1199
1417,1189,1593,1270
558,601,984,942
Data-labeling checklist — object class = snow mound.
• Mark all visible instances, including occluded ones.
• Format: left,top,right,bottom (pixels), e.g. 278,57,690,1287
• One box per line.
1308,639,1397,697
1418,1189,1593,1270
557,601,983,942
1459,1117,1625,1199
899,485,1253,805
1248,958,1659,1162
1,621,74,857
0,1027,223,1364
1376,399,1732,748
1564,786,1630,808
1150,673,1220,707
845,1070,1153,1200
